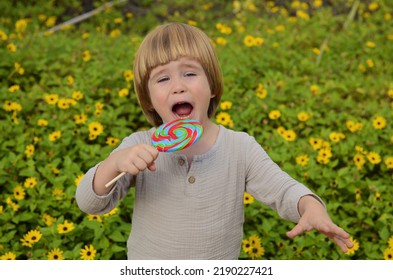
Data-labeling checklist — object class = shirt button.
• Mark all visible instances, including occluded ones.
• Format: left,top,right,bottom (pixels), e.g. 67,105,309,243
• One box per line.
188,176,196,184
178,158,185,166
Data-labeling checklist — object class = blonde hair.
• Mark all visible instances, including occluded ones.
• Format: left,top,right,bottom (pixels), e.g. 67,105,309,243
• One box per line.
133,22,224,127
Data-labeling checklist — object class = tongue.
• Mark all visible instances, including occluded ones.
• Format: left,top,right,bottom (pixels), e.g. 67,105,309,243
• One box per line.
173,103,193,117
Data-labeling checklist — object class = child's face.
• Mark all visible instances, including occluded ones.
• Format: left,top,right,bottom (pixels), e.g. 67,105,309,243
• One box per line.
148,57,214,124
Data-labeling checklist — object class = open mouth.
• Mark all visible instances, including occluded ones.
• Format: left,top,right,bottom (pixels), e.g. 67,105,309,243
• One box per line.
172,102,193,119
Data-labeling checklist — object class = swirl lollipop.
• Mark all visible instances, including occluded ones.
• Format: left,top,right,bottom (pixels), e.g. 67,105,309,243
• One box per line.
105,119,203,188
152,119,203,152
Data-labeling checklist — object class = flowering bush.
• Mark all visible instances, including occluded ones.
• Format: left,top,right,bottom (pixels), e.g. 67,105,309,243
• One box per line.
1,0,392,260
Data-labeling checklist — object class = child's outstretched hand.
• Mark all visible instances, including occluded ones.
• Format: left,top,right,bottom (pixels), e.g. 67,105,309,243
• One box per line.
286,195,354,253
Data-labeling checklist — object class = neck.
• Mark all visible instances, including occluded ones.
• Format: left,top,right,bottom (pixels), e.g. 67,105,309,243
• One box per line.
177,120,219,160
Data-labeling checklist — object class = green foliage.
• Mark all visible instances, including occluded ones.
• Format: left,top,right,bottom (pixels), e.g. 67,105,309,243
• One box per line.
1,0,392,260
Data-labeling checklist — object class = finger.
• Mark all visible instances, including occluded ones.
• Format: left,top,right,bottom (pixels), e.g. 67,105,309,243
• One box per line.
287,224,307,238
132,157,149,171
333,235,351,253
319,224,351,240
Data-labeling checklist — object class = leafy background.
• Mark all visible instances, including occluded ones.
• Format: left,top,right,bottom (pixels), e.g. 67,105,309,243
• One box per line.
0,0,392,260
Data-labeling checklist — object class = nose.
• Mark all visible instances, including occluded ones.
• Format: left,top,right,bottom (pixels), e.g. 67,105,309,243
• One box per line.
171,77,186,94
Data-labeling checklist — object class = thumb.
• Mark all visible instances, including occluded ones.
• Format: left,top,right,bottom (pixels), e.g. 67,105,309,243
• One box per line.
147,162,156,172
286,223,306,239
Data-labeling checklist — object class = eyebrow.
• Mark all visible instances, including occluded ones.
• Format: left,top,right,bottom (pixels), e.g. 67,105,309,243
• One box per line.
149,60,202,80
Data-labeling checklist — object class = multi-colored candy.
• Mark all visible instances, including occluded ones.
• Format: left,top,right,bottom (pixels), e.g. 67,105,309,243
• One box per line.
152,119,203,152
105,119,203,188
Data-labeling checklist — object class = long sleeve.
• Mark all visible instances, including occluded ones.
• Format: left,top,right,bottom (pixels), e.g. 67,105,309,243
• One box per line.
243,134,324,222
75,130,152,215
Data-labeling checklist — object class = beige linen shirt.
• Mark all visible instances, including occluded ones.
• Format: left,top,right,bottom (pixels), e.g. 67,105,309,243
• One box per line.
76,126,321,259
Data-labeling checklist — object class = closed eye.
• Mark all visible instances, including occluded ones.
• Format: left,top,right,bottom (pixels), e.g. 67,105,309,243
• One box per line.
184,72,196,77
157,76,169,83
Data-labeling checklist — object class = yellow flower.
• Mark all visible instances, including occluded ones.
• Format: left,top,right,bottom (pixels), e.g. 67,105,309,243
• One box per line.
220,101,232,110
216,37,227,46
244,35,255,47
49,131,62,142
268,110,281,120
15,19,28,33
372,115,387,129
0,30,8,41
52,188,65,200
7,43,17,52
118,88,129,97
388,236,393,249
297,111,310,122
353,153,365,170
384,157,393,169
110,29,121,38
45,16,57,27
383,248,393,260
75,174,84,186
114,17,122,24
215,112,233,127
43,213,56,226
310,84,320,95
20,229,42,248
57,98,72,109
8,85,20,92
45,94,59,105
242,239,252,253
253,37,264,46
355,188,361,200
368,2,379,11
388,88,393,98
317,148,332,164
346,120,363,132
282,129,297,142
37,119,48,126
87,214,102,222
24,144,35,157
48,248,65,260
367,152,381,164
89,121,104,136
309,137,323,150
345,237,359,256
329,132,345,143
243,192,254,205
256,83,268,99
0,252,16,260
67,75,75,85
313,0,323,8
312,48,321,55
82,50,91,62
74,113,87,125
366,59,374,68
58,220,75,234
366,41,376,48
248,243,265,259
15,62,25,75
296,155,309,167
24,177,37,188
80,244,97,260
296,10,310,20
72,91,84,100
216,23,232,34
123,69,134,82
106,137,120,146
13,185,25,200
